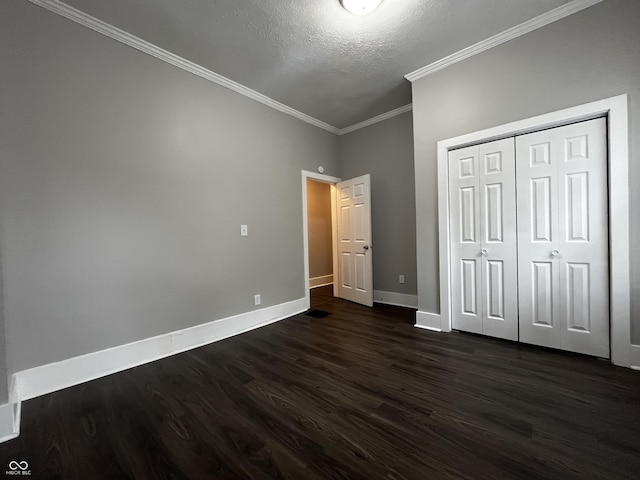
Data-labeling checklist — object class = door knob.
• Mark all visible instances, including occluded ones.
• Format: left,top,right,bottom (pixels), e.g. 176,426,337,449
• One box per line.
551,249,560,257
481,248,488,256
363,245,370,250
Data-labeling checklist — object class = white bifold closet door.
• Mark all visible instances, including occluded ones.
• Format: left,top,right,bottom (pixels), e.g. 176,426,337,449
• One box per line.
516,118,609,358
449,138,518,341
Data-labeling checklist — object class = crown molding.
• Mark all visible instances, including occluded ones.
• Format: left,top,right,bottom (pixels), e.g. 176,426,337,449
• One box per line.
26,0,597,135
405,0,604,82
338,104,413,136
27,0,341,135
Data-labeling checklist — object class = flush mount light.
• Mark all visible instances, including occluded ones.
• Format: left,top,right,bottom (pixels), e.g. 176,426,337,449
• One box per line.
340,0,383,16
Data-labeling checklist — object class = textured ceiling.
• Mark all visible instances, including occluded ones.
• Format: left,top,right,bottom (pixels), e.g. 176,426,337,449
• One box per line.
63,0,571,129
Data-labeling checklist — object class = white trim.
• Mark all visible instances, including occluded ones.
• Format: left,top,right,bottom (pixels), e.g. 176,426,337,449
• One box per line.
631,345,640,370
0,402,21,443
310,275,334,289
405,0,603,82
13,298,306,402
302,171,342,309
303,171,342,184
415,311,442,332
27,0,340,135
8,375,18,405
338,104,413,135
373,290,418,309
330,184,339,298
434,94,631,366
23,0,604,136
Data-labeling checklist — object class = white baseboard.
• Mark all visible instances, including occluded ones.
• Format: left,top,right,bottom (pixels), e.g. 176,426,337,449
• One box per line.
373,290,418,309
13,298,307,402
631,345,640,370
309,275,333,289
414,310,442,332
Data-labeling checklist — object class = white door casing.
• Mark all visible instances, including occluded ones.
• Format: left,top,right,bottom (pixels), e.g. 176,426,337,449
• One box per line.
449,139,518,341
337,174,373,307
516,118,609,357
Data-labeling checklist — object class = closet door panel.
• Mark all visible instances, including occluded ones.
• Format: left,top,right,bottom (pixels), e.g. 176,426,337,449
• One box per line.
478,139,518,341
449,146,482,334
516,134,561,350
556,118,609,357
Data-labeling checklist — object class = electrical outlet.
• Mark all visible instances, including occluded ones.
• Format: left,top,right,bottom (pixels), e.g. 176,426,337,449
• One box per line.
254,294,261,305
399,275,405,284
241,225,248,236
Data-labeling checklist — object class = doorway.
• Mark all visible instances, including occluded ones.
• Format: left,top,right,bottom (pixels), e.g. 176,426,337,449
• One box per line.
306,178,335,290
302,171,341,310
301,170,374,310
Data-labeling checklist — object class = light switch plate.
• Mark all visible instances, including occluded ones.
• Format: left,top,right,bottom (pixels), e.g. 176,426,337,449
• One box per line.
241,225,248,236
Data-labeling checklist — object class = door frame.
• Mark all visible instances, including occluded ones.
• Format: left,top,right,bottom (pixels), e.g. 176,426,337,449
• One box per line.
431,94,630,367
301,170,342,310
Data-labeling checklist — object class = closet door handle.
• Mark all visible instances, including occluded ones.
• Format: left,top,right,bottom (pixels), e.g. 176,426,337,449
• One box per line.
550,249,560,257
481,248,489,256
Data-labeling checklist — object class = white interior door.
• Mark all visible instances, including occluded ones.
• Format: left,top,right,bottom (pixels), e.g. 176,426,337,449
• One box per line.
516,117,609,357
449,139,518,340
336,174,373,307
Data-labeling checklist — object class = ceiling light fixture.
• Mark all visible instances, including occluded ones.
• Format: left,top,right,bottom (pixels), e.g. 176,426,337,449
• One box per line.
340,0,383,16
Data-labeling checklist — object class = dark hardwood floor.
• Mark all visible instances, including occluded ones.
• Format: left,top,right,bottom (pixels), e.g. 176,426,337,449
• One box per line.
1,285,639,479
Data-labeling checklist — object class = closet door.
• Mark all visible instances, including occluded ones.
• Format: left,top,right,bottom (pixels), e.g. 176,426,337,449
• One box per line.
516,118,609,357
449,139,518,340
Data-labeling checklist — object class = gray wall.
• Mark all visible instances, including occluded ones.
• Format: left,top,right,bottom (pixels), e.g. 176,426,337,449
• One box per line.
412,0,640,342
0,0,339,373
0,257,7,403
306,180,333,280
339,111,417,295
